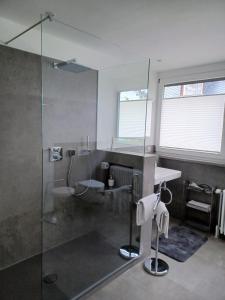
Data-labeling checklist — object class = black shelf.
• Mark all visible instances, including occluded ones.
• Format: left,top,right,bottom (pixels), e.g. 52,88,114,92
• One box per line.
183,180,215,233
186,186,213,195
186,203,211,214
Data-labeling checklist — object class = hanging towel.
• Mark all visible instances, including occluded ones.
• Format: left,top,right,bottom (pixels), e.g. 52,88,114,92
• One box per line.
155,202,169,238
136,193,158,226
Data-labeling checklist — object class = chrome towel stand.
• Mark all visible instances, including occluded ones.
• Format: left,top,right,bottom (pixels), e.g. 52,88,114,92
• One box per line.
119,173,141,260
143,181,172,276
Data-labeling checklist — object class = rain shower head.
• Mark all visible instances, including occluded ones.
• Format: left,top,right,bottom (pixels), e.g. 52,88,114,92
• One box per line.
53,59,91,73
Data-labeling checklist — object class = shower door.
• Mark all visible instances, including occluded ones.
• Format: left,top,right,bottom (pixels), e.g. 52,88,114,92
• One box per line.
41,18,151,300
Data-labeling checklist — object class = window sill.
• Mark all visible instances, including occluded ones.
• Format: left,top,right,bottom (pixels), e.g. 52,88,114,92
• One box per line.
157,151,225,167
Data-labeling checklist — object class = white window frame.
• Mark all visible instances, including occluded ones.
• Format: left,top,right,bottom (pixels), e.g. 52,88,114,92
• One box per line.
156,70,225,165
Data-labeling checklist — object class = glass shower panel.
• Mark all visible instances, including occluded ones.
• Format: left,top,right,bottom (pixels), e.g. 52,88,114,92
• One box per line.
97,60,151,155
97,59,152,269
41,19,144,300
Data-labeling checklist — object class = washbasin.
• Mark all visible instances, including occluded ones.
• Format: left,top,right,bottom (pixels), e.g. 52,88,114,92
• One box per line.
154,167,181,185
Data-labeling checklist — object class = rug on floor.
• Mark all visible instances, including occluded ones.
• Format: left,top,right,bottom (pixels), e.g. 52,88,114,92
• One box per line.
152,225,208,262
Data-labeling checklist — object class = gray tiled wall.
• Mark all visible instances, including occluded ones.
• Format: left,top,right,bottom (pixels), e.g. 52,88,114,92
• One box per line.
0,45,42,269
0,46,99,269
159,157,225,219
42,58,99,250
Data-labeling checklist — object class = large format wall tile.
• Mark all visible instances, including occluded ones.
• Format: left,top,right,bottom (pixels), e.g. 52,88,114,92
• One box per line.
159,157,225,219
0,45,42,269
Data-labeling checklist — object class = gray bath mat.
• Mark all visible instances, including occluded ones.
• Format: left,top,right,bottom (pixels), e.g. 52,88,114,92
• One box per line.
152,225,208,262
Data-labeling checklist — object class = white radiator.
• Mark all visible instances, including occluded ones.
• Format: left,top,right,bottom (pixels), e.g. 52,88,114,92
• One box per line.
218,190,225,235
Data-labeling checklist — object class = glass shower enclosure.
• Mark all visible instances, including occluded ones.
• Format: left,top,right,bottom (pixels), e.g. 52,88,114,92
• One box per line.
41,17,152,299
0,13,152,300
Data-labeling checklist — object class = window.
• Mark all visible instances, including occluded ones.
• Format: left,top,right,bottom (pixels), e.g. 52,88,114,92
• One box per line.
118,89,151,138
159,79,225,154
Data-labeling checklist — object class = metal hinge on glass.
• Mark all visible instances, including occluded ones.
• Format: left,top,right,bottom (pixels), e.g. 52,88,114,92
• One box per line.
49,147,63,162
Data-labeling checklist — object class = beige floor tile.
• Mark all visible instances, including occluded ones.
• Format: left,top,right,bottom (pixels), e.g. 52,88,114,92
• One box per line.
87,236,225,300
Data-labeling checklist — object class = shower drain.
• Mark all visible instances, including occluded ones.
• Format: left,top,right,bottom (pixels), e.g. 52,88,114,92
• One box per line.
43,273,58,284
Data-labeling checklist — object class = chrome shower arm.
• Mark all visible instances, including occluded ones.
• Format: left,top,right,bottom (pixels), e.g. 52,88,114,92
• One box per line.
5,12,54,45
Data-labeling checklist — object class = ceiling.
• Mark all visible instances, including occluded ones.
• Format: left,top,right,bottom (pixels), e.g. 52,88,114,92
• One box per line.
1,0,225,71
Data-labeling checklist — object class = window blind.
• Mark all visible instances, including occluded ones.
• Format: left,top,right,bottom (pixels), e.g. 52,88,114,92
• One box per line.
159,94,225,152
119,100,152,138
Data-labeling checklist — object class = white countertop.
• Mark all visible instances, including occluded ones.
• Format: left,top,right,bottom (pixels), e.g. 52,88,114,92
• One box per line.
154,167,181,185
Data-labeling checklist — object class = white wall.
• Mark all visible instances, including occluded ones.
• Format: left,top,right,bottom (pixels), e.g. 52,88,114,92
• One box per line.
157,62,225,84
0,16,125,69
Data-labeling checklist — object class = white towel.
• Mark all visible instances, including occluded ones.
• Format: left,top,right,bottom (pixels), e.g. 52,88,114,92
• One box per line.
155,202,169,238
136,193,157,226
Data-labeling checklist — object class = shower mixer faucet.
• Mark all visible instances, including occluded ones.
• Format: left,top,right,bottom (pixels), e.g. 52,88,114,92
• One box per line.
49,147,63,162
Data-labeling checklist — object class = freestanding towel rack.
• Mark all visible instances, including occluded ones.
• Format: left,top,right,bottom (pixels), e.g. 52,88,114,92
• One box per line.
119,173,141,260
143,181,172,276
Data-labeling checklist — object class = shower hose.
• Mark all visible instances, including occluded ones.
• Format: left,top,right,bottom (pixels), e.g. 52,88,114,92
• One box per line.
67,151,92,197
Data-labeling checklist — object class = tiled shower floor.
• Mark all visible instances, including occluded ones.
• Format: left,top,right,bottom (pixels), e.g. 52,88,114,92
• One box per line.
0,230,129,300
0,197,138,300
42,231,125,299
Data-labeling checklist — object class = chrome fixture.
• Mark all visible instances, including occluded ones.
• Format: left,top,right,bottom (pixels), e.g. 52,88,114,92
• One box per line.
53,59,91,74
144,181,172,276
67,149,76,157
119,173,141,260
5,12,54,45
49,147,63,162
